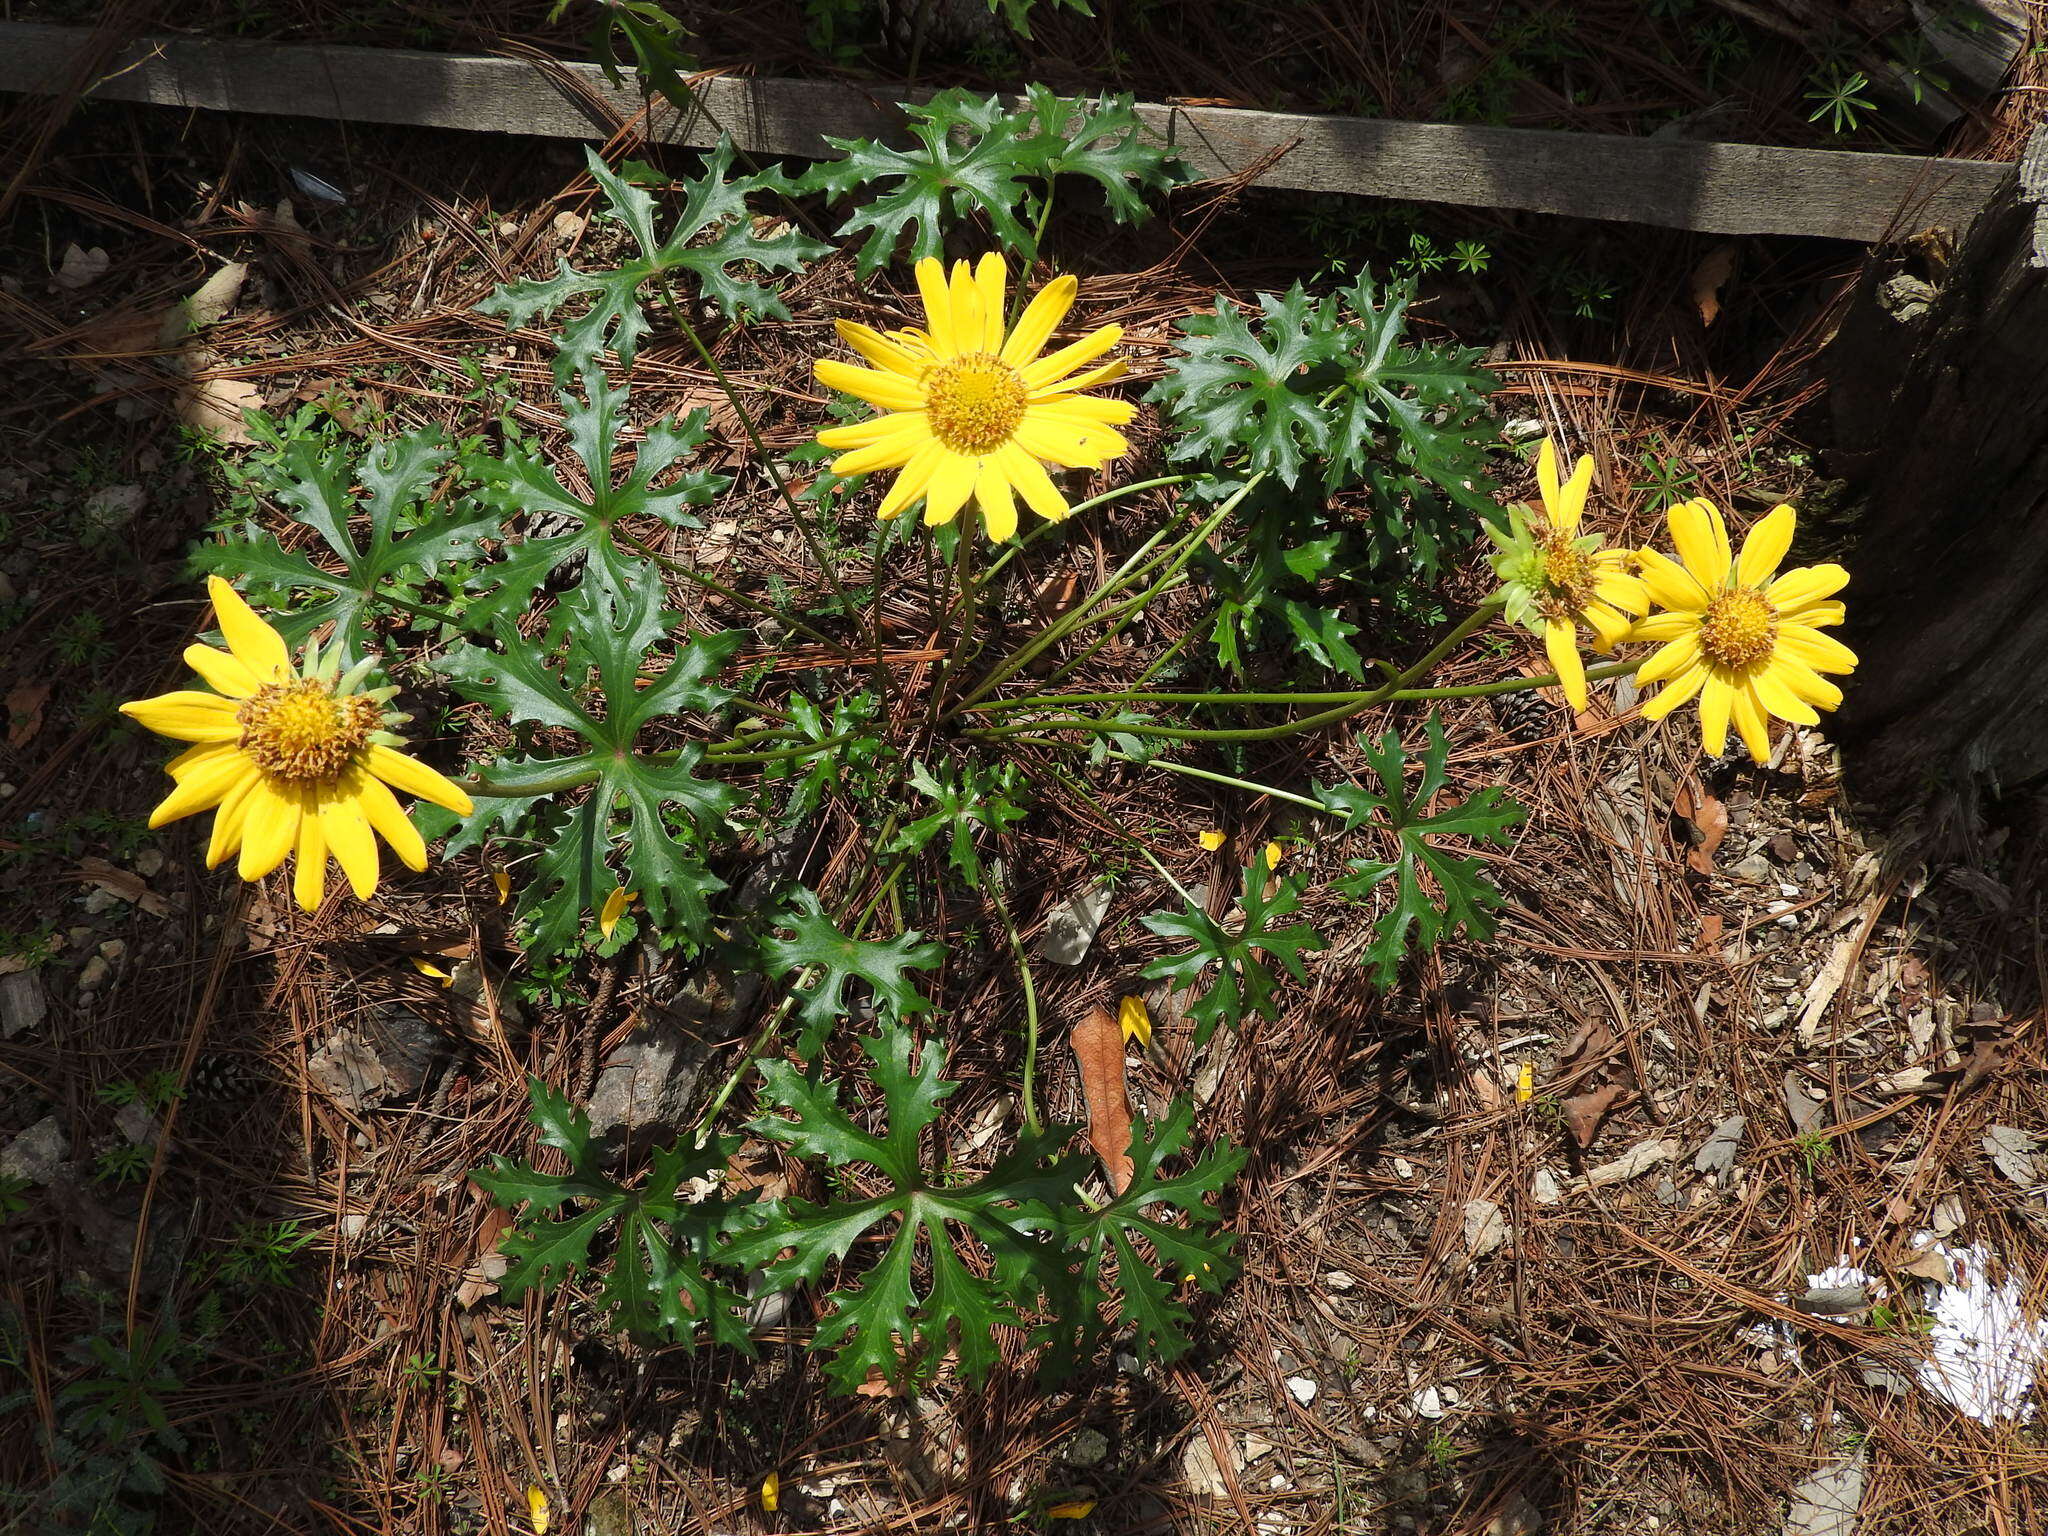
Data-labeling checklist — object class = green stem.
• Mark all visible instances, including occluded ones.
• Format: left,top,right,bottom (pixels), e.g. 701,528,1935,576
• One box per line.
956,477,1261,711
650,275,864,637
976,474,1190,587
1099,749,1328,812
616,528,849,654
371,587,470,630
984,876,1043,1136
929,512,981,724
464,730,858,795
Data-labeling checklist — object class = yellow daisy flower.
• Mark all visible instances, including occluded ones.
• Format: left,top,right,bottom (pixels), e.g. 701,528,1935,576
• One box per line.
120,577,474,911
1630,500,1856,763
1484,439,1649,710
814,253,1136,542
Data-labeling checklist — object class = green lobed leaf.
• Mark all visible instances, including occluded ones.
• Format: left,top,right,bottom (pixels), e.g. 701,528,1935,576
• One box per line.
471,1077,754,1346
442,580,742,952
1140,864,1325,1047
460,369,727,628
759,888,945,1060
802,87,1185,274
478,141,827,383
886,759,1029,890
192,426,497,665
1320,710,1526,987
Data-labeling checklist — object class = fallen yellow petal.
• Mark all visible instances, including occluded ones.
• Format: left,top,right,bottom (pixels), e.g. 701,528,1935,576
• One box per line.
409,956,453,986
1516,1061,1534,1104
760,1470,780,1512
526,1484,549,1535
490,868,511,905
1046,1499,1096,1519
1117,995,1151,1050
1198,830,1226,852
1264,841,1284,870
598,885,638,941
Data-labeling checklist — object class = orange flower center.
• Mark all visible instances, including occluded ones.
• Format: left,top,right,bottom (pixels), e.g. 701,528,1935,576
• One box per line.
237,681,378,780
924,353,1027,456
1699,588,1778,671
1534,533,1598,620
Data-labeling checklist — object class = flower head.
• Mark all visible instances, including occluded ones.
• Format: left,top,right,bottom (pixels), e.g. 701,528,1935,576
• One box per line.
1485,439,1648,710
1629,500,1856,762
121,577,473,910
814,253,1135,542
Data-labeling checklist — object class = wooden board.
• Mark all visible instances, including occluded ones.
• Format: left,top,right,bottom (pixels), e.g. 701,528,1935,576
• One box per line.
1,20,2011,242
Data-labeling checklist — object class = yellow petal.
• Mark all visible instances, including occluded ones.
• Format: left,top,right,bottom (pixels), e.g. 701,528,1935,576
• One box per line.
599,884,635,940
1516,1061,1534,1103
146,744,252,828
1046,1499,1096,1519
1022,323,1122,391
1544,620,1588,711
411,956,453,983
320,793,381,900
1000,273,1077,367
1776,624,1857,675
1536,438,1562,521
1117,995,1151,1048
994,443,1070,523
759,1472,780,1514
182,643,262,698
875,440,948,521
1198,829,1226,852
238,779,301,881
1770,654,1845,710
491,868,512,904
1583,602,1632,653
1013,416,1125,469
1636,548,1710,613
1028,394,1137,428
354,770,428,871
1668,499,1731,590
1735,503,1796,588
914,257,958,357
1264,841,1284,870
815,359,926,413
292,805,327,911
122,691,241,743
1551,451,1594,534
1698,673,1734,757
817,411,927,449
1785,599,1845,630
1751,664,1819,727
528,1484,551,1534
974,457,1018,543
831,424,931,477
921,452,978,527
1635,631,1701,687
1731,682,1774,763
973,251,1006,353
1031,357,1127,398
1639,659,1707,721
1591,569,1649,617
364,744,474,814
207,575,291,684
1766,563,1849,612
205,774,258,868
1627,611,1697,645
947,259,985,358
832,319,925,378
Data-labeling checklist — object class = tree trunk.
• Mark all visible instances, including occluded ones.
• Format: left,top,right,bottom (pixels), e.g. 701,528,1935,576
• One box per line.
1824,126,2048,818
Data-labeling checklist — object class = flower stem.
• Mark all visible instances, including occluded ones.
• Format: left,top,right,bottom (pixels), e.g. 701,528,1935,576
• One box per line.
984,875,1043,1136
616,528,849,654
649,275,865,638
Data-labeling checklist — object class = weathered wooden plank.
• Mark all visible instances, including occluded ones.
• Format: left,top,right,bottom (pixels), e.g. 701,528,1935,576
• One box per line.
0,20,2011,242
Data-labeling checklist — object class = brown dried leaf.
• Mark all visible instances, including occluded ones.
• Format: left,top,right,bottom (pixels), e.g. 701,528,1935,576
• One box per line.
1672,782,1729,873
1691,242,1737,327
455,1204,513,1308
6,682,50,748
1071,1005,1133,1193
180,376,263,445
1560,1083,1629,1148
72,856,171,918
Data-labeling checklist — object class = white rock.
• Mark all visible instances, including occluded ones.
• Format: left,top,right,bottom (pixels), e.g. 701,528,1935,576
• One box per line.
1180,1434,1241,1498
1286,1375,1318,1405
1322,1269,1357,1292
0,1115,68,1183
1462,1198,1510,1257
1531,1168,1562,1206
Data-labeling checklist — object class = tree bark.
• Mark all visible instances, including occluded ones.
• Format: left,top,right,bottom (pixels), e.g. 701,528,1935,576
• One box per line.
1825,126,2048,817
